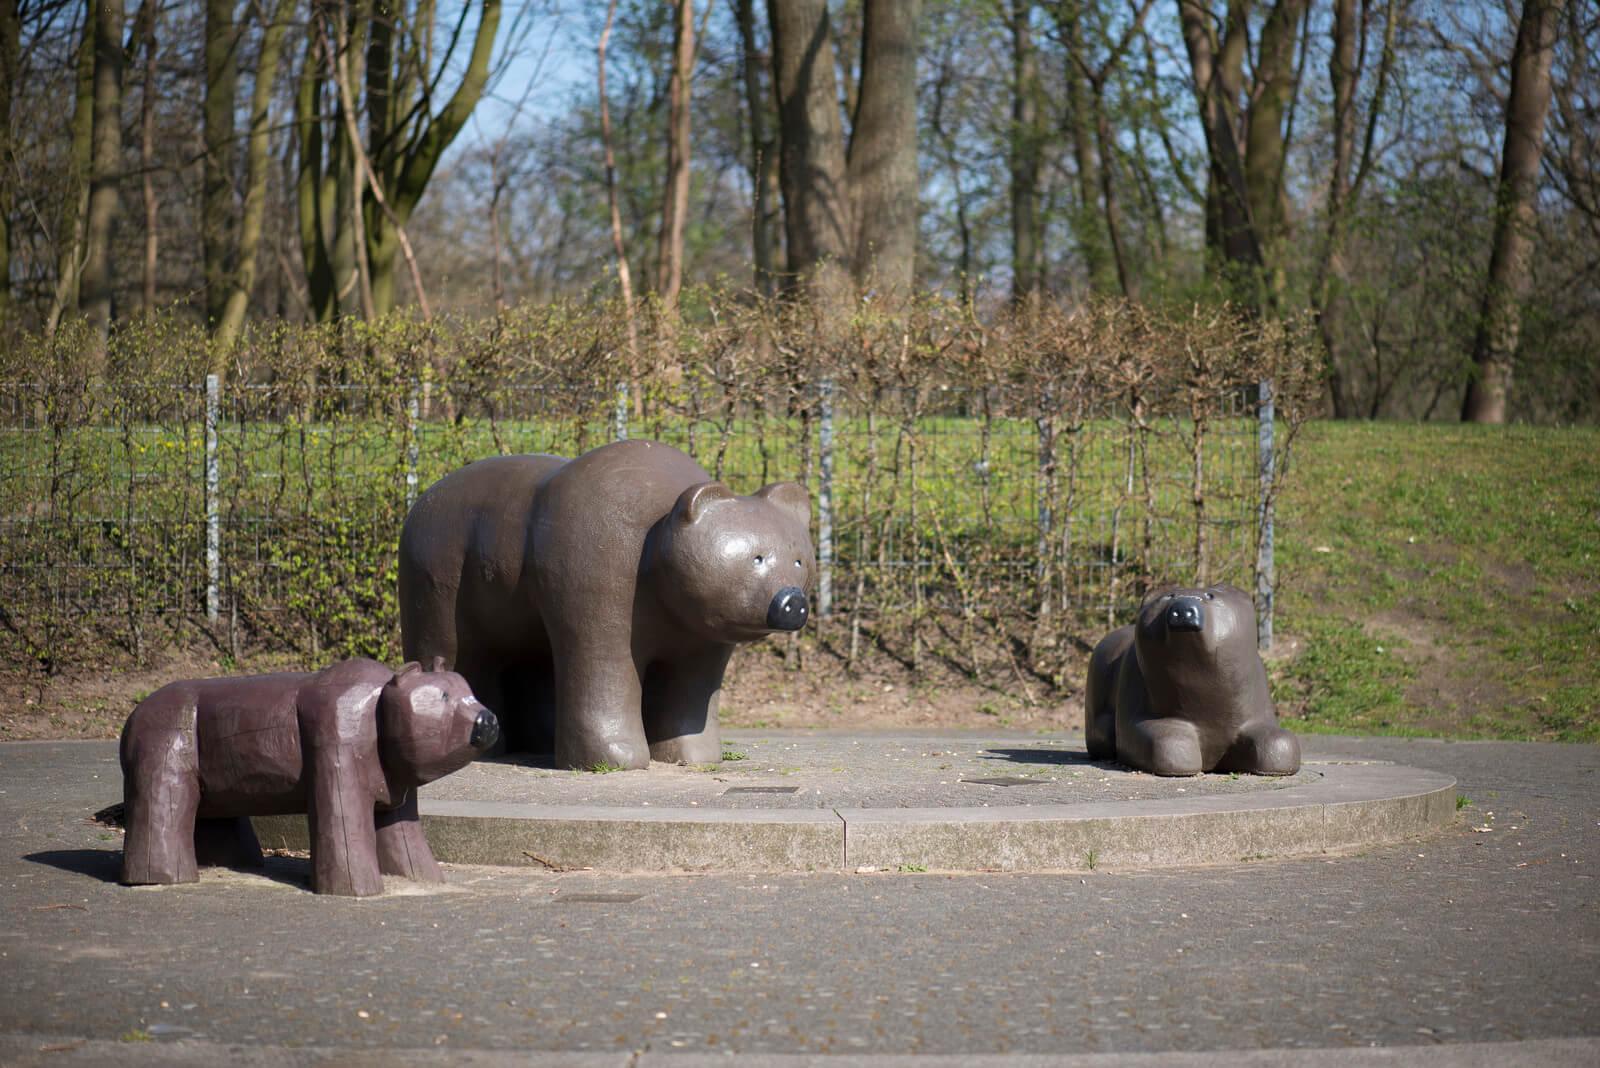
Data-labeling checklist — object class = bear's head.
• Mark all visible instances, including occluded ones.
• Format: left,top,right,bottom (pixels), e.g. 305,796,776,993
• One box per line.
378,661,499,786
1133,583,1260,694
647,480,818,644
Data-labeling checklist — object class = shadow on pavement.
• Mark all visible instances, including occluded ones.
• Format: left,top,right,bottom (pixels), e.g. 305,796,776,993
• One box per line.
980,746,1114,769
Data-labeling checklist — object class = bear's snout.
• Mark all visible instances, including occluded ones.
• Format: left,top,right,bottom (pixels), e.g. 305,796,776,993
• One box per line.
1165,597,1205,633
470,705,500,751
766,587,810,631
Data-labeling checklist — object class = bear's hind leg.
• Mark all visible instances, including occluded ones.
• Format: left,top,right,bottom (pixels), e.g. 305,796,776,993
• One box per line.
194,817,264,870
121,727,201,886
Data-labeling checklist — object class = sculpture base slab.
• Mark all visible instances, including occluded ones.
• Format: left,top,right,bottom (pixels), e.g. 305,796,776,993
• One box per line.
251,729,1456,873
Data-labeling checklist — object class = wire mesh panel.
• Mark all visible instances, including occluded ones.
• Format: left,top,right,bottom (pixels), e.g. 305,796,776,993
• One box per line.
0,302,1316,684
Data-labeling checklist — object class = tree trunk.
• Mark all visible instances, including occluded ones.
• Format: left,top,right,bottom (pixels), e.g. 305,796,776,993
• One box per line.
599,0,638,357
362,0,499,316
1462,0,1565,424
203,0,240,327
80,0,125,351
296,31,339,323
767,0,852,301
1242,0,1305,250
1176,0,1273,309
737,0,780,296
0,0,17,318
46,13,96,336
1008,2,1044,306
848,0,920,298
139,0,157,313
1091,82,1135,298
656,0,697,311
1315,0,1396,418
1057,3,1111,295
1318,0,1358,415
216,0,290,346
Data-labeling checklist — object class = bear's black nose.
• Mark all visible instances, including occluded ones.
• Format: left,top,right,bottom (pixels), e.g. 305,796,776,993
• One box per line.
470,706,500,751
767,587,810,631
1166,597,1205,632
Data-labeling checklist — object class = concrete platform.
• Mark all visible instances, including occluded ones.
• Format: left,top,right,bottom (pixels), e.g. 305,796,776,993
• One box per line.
244,729,1458,872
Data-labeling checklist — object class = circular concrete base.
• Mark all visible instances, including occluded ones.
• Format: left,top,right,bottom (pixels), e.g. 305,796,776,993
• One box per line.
252,730,1459,873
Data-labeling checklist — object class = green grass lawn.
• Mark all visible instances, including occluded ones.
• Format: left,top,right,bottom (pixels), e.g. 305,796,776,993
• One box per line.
1271,421,1600,742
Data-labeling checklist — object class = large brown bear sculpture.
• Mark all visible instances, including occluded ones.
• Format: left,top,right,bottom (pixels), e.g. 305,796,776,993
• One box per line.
1086,583,1300,776
398,439,816,770
119,658,497,896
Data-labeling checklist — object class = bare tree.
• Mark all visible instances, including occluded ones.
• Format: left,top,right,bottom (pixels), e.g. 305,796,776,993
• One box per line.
767,0,852,301
1175,0,1308,311
767,0,920,302
736,0,780,295
295,0,500,320
202,0,239,327
1006,1,1044,306
0,0,18,318
848,0,920,299
656,0,711,313
79,0,124,349
215,0,291,345
1462,0,1566,423
598,0,637,354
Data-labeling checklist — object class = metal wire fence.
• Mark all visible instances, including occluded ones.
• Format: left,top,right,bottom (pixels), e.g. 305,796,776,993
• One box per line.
0,299,1317,688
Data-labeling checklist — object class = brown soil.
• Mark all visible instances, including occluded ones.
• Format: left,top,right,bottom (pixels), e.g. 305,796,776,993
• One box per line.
0,638,1082,743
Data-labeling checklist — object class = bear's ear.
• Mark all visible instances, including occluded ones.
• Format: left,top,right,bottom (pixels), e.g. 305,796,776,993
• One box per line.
396,661,422,680
756,482,810,526
676,481,736,525
430,655,446,673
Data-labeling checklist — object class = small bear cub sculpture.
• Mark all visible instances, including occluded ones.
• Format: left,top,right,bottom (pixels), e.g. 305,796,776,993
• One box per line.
1086,583,1299,777
119,658,497,896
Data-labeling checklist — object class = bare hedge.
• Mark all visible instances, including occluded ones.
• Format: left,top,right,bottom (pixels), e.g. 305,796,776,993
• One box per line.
0,291,1323,691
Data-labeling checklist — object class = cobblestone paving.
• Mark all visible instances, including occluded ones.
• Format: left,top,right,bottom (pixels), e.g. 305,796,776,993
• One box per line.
0,736,1594,1059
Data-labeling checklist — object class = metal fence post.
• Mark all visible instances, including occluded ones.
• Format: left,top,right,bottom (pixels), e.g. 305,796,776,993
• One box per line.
1256,378,1275,650
405,384,420,508
816,379,835,618
204,373,221,623
614,381,630,441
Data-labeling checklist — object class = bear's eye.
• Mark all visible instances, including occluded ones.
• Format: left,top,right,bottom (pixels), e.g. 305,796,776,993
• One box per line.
755,555,765,565
794,559,802,568
1204,591,1215,600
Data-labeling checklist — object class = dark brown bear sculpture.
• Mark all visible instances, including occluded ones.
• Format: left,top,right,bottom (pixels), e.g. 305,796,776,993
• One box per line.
398,439,816,770
1086,583,1300,776
119,658,498,896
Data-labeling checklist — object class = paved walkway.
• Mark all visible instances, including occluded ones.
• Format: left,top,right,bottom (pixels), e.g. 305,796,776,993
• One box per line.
1,733,1594,1064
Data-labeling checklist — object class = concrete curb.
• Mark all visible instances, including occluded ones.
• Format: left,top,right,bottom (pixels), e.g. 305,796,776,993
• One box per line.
251,761,1457,873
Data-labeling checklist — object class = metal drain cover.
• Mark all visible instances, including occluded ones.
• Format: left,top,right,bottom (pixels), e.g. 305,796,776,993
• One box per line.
961,776,1045,787
722,786,803,795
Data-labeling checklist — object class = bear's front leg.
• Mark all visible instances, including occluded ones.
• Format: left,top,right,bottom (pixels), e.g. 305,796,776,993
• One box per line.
1121,717,1204,777
121,726,201,886
306,745,385,896
552,644,650,770
1217,722,1301,776
641,647,732,765
375,790,442,882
